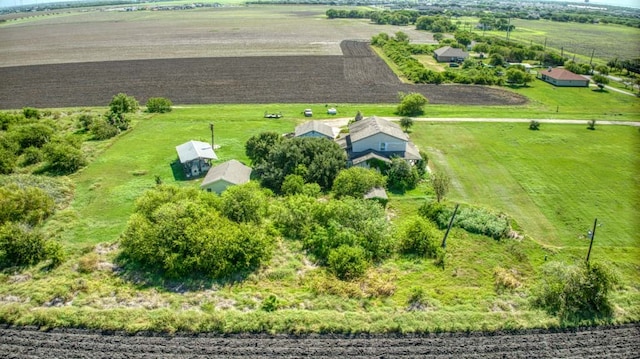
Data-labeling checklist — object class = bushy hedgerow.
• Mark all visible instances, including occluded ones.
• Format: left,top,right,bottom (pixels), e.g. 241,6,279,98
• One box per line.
396,216,442,258
532,261,618,320
119,185,274,279
419,201,510,240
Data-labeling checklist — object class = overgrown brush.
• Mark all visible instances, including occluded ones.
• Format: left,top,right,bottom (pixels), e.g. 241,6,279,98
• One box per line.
419,201,510,240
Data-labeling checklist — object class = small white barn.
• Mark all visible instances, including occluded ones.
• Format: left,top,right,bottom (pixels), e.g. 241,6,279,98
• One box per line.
176,140,217,178
200,159,252,194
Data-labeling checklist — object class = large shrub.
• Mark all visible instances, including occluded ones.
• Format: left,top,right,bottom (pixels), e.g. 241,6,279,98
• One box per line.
386,157,419,192
533,261,618,320
145,97,173,113
397,216,442,258
0,184,55,226
119,185,273,279
0,223,48,268
327,245,369,280
43,142,87,174
220,181,268,223
331,167,386,199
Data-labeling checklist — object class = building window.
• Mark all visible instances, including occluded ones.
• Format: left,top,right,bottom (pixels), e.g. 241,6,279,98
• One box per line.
379,142,387,151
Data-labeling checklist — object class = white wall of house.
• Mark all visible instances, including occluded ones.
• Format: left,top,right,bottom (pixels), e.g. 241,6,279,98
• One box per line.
352,133,406,153
201,179,234,194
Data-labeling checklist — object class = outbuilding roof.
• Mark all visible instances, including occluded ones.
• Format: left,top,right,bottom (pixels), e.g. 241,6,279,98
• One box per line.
542,68,588,81
201,159,252,188
294,121,336,138
348,116,408,143
175,140,217,164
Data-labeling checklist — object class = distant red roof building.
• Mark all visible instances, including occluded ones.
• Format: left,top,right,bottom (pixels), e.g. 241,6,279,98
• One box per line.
539,68,590,87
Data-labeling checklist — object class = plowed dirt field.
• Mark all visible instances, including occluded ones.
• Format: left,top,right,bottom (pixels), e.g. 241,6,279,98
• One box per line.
0,41,526,109
1,324,638,358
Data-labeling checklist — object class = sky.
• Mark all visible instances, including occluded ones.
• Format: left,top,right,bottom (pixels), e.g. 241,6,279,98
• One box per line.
0,0,639,9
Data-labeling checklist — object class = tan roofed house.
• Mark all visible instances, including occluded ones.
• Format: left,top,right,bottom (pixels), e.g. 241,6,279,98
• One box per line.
539,68,589,87
201,159,252,194
175,140,217,178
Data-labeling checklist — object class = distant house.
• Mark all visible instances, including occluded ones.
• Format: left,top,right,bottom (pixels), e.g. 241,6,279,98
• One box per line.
433,46,469,63
336,116,421,167
294,120,337,139
175,140,217,178
200,159,252,194
539,67,589,87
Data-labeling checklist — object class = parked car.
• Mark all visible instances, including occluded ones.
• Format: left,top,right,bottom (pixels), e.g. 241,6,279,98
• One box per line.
449,62,459,68
303,109,313,117
327,107,337,115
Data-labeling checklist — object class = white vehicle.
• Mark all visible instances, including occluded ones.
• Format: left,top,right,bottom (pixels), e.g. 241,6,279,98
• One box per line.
303,109,313,117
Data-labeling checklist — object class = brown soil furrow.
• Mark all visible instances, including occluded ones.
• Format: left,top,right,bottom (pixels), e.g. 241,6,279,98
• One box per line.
1,324,638,358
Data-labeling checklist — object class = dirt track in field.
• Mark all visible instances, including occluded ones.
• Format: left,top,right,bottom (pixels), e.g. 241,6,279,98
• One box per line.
0,41,526,109
1,324,638,358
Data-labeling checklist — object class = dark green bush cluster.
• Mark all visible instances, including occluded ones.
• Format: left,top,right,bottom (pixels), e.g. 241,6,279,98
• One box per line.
145,97,173,113
119,185,274,279
419,201,510,240
0,181,64,269
533,261,618,320
331,167,386,199
273,195,393,279
396,216,442,258
0,110,87,175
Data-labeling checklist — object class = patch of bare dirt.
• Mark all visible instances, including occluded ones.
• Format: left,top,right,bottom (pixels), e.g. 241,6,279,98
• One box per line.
0,41,526,109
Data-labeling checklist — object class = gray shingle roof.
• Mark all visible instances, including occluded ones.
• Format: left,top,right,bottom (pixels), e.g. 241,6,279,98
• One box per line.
348,116,408,143
176,140,217,164
434,46,468,58
364,187,388,200
201,159,252,187
294,121,335,138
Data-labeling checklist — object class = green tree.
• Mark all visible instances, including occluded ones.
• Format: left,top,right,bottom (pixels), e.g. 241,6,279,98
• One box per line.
594,65,609,76
245,131,284,165
22,107,41,119
0,184,55,226
11,123,54,150
431,171,450,203
220,181,268,224
119,185,274,279
400,117,414,132
397,216,441,258
489,53,506,67
327,245,368,280
506,67,526,85
254,137,346,192
533,261,618,320
0,148,16,174
145,97,173,113
396,92,428,116
387,157,419,192
109,93,139,115
281,174,305,196
332,167,386,199
454,30,473,47
0,223,48,268
89,119,119,140
591,74,609,91
43,142,87,174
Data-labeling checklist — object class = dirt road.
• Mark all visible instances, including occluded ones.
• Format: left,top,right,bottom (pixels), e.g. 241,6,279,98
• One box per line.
1,324,638,358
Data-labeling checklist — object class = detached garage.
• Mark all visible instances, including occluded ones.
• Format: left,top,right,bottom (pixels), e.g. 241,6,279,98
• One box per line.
200,159,252,194
539,68,589,87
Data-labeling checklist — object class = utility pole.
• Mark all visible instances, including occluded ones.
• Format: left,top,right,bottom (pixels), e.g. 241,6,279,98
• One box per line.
209,123,214,148
586,218,597,263
441,204,460,249
589,49,595,67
